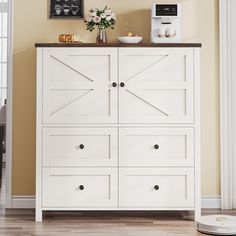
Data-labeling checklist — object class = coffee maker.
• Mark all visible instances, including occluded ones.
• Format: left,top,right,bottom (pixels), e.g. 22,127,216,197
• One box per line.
151,3,181,43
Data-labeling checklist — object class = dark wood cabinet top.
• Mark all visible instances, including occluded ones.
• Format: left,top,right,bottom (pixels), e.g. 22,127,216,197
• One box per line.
35,42,202,48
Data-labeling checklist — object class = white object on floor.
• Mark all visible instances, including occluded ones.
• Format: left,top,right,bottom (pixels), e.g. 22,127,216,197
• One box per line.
196,215,236,235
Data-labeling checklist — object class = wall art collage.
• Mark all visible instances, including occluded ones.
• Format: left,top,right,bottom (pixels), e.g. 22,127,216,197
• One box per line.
49,0,83,19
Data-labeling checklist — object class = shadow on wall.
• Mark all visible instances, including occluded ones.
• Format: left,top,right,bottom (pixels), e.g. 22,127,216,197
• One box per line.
109,10,151,43
13,47,36,195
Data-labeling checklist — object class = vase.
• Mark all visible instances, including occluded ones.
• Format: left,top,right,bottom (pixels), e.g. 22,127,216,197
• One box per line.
96,26,107,43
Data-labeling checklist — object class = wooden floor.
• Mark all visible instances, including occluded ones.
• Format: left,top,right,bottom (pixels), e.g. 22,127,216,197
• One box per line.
0,168,236,236
2,210,235,236
0,210,204,236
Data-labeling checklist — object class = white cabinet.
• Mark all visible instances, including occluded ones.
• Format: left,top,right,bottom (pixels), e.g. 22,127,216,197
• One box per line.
36,45,201,222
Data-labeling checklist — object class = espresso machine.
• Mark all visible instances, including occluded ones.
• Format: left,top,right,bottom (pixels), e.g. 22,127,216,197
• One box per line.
151,3,181,43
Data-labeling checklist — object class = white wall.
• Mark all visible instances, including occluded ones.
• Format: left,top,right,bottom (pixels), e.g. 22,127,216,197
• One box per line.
230,0,236,208
220,0,236,209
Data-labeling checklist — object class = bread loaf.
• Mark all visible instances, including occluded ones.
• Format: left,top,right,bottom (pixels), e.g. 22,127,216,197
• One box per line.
58,34,75,42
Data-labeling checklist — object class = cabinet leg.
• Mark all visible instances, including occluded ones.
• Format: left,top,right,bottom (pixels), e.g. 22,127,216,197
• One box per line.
36,209,43,222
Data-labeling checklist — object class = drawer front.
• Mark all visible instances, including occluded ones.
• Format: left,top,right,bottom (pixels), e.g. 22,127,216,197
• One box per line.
119,168,194,208
42,168,118,208
119,48,194,124
120,128,194,166
43,128,118,167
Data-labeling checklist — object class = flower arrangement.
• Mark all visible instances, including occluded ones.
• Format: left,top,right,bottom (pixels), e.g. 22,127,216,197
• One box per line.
85,7,116,32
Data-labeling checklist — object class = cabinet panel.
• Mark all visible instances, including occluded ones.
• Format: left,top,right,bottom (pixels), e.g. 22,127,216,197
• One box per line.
42,48,118,124
119,168,194,208
119,128,194,167
42,168,118,208
43,128,118,167
119,48,194,123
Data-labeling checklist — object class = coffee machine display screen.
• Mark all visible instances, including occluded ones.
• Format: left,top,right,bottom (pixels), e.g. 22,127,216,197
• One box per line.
156,4,178,16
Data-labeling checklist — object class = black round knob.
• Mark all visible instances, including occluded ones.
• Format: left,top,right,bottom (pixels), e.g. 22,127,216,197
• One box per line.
154,144,159,150
120,82,125,87
79,185,84,190
112,82,117,87
154,185,159,191
79,144,85,149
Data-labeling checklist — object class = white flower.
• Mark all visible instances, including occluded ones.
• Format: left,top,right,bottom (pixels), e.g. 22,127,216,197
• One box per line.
93,16,101,23
90,8,96,13
100,13,106,19
91,12,96,17
105,9,112,16
87,16,93,22
106,16,112,21
98,7,104,12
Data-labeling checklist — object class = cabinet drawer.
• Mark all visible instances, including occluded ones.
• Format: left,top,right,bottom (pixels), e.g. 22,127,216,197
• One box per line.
119,168,194,208
120,128,194,166
42,168,118,208
43,128,118,167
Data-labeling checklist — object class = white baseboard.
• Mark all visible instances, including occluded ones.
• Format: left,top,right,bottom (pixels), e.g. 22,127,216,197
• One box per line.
11,196,35,209
201,196,221,209
10,196,221,209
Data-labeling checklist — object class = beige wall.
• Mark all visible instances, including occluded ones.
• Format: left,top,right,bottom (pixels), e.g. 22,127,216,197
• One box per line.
13,0,220,196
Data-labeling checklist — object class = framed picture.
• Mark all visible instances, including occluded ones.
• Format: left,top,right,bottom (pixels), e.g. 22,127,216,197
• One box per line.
49,0,84,19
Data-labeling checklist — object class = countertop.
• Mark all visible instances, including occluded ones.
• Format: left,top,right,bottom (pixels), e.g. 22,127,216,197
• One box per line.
35,42,202,48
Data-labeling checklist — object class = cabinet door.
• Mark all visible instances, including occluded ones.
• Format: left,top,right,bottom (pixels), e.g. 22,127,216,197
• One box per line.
42,48,118,124
119,48,194,123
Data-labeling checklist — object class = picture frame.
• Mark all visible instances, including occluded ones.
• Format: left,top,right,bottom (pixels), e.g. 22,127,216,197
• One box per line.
49,0,84,19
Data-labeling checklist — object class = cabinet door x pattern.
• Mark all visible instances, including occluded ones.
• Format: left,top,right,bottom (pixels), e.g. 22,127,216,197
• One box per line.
43,48,118,124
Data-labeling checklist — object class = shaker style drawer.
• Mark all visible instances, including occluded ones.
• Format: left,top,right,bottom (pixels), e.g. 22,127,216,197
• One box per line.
119,168,194,208
42,168,118,208
119,48,194,124
119,128,194,166
42,128,118,167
